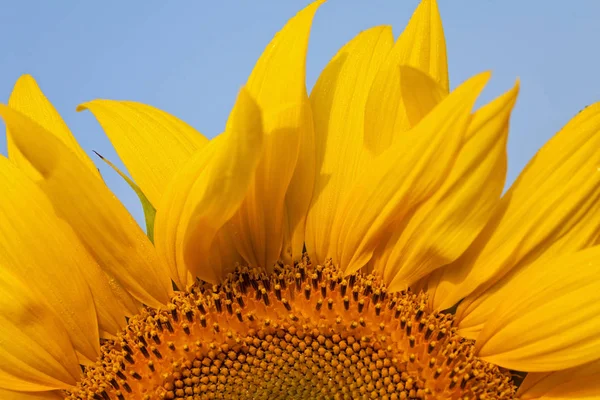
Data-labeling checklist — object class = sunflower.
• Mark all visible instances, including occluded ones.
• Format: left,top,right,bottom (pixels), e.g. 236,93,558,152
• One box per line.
1,0,599,399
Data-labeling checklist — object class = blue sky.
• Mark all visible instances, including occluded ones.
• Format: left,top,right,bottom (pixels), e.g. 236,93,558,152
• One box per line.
1,1,599,224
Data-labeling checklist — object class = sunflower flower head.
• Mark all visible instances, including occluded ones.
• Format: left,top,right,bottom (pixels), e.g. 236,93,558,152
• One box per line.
2,1,600,399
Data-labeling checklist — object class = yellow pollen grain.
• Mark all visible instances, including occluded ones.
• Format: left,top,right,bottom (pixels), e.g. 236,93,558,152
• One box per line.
65,256,516,400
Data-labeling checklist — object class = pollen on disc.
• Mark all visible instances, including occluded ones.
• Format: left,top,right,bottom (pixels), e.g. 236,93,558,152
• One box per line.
65,255,516,400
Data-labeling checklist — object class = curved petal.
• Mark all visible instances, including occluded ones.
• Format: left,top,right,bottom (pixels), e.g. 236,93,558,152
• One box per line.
335,72,490,274
78,100,208,207
227,1,321,270
366,66,448,273
367,66,446,276
0,105,172,309
155,88,264,287
380,79,519,290
364,0,448,156
518,359,600,399
475,246,600,372
431,102,600,314
3,141,135,340
3,79,140,331
283,116,314,262
154,140,218,288
0,270,81,391
0,389,64,400
6,75,99,180
304,26,394,264
395,0,448,92
0,155,100,362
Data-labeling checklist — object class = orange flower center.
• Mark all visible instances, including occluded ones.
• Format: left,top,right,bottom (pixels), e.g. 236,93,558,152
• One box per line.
65,257,516,400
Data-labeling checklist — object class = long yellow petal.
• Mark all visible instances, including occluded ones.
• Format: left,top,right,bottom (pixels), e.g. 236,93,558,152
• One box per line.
3,77,139,332
0,105,172,309
364,0,448,156
380,80,519,291
77,100,208,207
154,88,264,287
0,389,64,400
227,1,320,270
208,229,246,279
430,102,600,314
304,26,394,265
154,140,218,288
367,66,445,274
6,75,99,180
334,72,490,274
366,66,445,276
283,118,314,262
0,155,100,362
0,270,81,391
0,151,135,340
518,359,600,399
475,246,600,371
395,0,448,91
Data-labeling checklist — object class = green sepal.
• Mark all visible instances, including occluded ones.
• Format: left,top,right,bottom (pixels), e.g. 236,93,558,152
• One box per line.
94,151,156,243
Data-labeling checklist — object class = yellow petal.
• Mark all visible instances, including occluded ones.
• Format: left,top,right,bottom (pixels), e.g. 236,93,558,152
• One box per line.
380,80,518,290
0,270,81,391
3,78,140,332
78,100,208,208
208,229,246,279
518,359,600,399
0,389,64,400
395,0,448,91
0,105,172,309
69,230,139,337
0,154,101,362
364,0,448,156
475,246,600,371
367,66,446,275
304,26,394,264
155,88,264,287
431,102,600,313
366,67,445,276
4,139,136,340
334,72,490,274
154,140,217,288
395,65,447,127
6,75,99,180
227,1,320,269
283,113,315,262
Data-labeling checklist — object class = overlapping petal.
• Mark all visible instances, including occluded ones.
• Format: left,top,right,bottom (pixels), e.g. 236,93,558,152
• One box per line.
3,80,142,334
6,75,99,179
0,155,99,362
0,389,64,400
305,25,394,265
377,77,519,291
227,1,320,270
2,0,599,397
518,359,600,399
154,88,264,287
428,102,600,320
78,100,208,207
364,0,448,156
475,246,600,371
0,270,81,391
0,105,172,309
334,72,490,274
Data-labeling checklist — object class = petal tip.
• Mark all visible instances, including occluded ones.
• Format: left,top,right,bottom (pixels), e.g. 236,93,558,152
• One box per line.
75,103,88,112
15,73,36,85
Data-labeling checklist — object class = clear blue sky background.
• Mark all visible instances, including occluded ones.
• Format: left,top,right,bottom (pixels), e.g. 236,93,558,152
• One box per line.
1,1,599,225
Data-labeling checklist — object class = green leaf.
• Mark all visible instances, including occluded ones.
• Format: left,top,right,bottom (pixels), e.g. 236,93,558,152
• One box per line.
93,151,156,243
